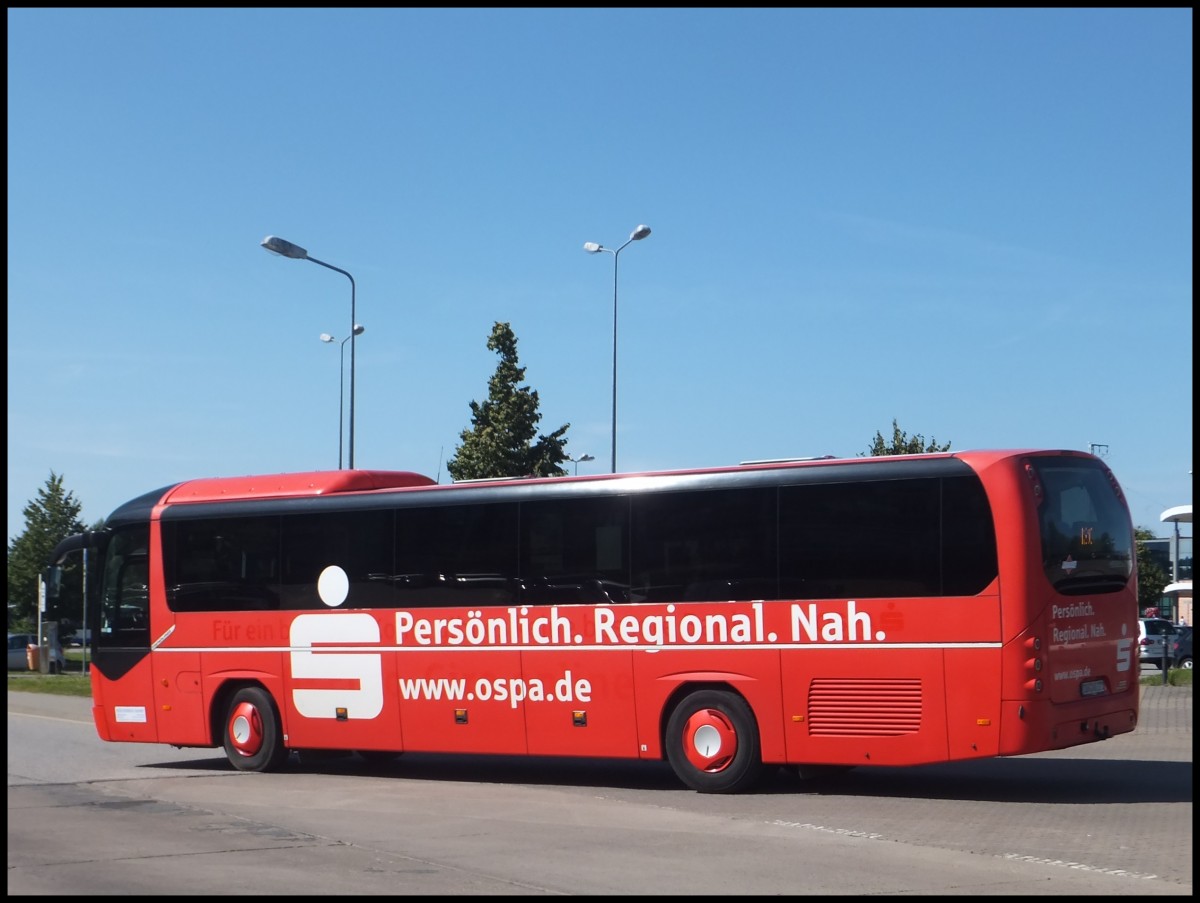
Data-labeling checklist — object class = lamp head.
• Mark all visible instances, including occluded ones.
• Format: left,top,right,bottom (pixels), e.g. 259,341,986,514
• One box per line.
579,454,595,463
630,225,651,241
320,333,335,343
261,235,309,259
352,324,365,336
582,242,603,253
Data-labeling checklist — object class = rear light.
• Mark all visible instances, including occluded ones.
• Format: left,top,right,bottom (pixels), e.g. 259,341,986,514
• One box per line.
1023,461,1045,507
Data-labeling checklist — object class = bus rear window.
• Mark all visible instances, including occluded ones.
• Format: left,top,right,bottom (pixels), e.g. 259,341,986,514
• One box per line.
1032,458,1133,595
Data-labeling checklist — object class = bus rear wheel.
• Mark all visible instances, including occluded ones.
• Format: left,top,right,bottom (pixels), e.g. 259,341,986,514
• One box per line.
222,686,288,772
665,689,764,794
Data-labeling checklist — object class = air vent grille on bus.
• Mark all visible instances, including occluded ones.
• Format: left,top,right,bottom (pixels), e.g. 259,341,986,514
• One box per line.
807,678,922,736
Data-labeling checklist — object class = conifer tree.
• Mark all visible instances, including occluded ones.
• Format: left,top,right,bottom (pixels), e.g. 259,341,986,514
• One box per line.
7,472,86,628
446,322,569,481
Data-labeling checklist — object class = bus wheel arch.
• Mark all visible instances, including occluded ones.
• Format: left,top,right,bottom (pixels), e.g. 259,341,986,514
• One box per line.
218,683,289,773
663,684,765,794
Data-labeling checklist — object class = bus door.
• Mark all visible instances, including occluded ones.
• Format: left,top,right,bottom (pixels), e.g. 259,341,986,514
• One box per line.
90,532,159,743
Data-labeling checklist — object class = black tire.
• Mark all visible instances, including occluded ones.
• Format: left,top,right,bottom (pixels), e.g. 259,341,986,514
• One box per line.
665,689,764,794
222,686,288,772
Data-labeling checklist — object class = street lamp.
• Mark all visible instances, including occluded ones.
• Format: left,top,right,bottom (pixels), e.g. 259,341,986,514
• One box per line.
262,235,360,468
583,224,651,473
320,325,365,470
567,453,595,476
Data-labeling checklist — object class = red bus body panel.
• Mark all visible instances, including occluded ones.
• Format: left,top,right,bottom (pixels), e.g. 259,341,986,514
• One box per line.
83,453,1140,774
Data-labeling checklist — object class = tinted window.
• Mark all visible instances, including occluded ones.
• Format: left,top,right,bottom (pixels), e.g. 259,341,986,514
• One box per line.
163,517,280,612
155,468,1004,613
940,475,1000,594
281,510,394,609
520,496,630,604
778,476,997,599
394,503,519,607
631,488,777,602
1034,458,1133,595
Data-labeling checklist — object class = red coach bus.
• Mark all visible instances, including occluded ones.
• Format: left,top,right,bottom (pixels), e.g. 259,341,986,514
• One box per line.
46,449,1139,793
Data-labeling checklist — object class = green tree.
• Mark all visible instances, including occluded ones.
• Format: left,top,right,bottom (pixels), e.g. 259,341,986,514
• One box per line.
7,472,86,629
1135,526,1169,615
446,322,570,481
862,419,952,456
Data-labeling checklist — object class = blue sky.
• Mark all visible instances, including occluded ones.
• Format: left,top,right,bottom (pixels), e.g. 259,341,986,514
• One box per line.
7,8,1193,543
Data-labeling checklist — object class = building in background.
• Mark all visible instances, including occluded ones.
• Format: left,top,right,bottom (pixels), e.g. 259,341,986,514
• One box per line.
1160,504,1192,626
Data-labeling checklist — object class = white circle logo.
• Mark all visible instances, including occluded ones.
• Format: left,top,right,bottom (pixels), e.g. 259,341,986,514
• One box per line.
317,565,350,607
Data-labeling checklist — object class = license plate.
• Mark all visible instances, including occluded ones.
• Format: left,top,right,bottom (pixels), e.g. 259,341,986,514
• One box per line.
1081,679,1106,697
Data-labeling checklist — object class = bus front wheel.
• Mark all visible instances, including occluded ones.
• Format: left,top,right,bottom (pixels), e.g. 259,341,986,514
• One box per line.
665,689,764,794
222,686,288,772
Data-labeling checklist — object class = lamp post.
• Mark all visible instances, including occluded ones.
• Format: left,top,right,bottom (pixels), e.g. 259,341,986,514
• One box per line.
567,453,595,476
262,235,360,468
583,224,651,473
320,325,365,470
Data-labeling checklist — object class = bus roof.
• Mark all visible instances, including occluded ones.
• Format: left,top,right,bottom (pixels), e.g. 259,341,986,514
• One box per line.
136,449,1093,512
159,470,436,506
85,448,1109,530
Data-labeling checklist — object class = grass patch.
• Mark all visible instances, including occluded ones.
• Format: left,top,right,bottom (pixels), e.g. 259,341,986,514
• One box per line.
7,672,92,696
1140,667,1193,688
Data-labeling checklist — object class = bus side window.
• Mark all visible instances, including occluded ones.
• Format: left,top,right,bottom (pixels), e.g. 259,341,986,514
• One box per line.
518,496,631,607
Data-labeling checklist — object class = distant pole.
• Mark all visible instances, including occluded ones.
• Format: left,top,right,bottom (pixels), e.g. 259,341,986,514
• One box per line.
81,546,88,674
36,574,44,672
262,235,360,468
321,325,364,469
583,225,651,473
567,453,595,476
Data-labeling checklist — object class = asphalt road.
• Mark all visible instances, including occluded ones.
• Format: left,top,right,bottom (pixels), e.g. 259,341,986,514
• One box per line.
7,685,1192,895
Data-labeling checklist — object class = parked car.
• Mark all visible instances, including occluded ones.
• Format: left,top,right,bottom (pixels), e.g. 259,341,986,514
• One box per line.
1138,617,1180,669
1171,626,1193,670
6,632,67,672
